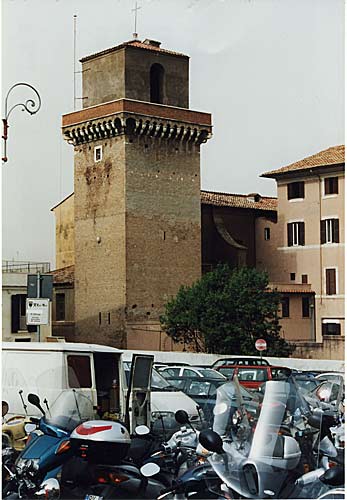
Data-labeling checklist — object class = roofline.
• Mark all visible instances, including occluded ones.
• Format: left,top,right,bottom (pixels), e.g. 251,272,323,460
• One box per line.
50,192,74,211
261,162,345,179
201,189,277,201
2,341,123,354
80,41,189,63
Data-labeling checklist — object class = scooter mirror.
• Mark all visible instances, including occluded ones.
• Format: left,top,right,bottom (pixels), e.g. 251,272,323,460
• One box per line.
320,466,345,487
135,425,150,436
140,462,161,477
24,423,37,434
2,401,9,417
28,394,45,415
199,429,224,454
175,409,189,425
34,478,60,499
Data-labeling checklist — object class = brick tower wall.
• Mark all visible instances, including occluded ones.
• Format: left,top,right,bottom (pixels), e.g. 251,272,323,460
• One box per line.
73,137,127,346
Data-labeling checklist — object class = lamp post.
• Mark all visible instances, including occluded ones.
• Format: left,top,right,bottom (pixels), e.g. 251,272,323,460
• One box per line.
2,82,41,163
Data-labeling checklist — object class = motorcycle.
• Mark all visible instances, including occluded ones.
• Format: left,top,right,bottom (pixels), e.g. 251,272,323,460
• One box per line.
3,389,95,499
199,377,345,499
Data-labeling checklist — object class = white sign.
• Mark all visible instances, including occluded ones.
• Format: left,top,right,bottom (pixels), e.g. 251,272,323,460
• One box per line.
26,298,49,325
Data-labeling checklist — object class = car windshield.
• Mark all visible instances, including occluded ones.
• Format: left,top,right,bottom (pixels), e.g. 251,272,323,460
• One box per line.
151,369,176,391
197,369,226,379
44,389,95,433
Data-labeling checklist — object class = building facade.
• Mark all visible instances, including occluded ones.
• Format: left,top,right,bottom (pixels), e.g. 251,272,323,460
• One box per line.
258,145,345,359
61,38,212,347
2,261,52,341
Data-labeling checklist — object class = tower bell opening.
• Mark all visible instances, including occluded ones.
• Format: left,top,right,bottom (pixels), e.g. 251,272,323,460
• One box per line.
150,63,165,104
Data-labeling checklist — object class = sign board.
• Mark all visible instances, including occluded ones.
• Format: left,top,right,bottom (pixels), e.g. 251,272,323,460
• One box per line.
255,338,267,351
26,299,49,325
27,274,53,300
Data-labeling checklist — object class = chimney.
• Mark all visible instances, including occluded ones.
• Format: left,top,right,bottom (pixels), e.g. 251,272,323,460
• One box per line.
143,39,161,48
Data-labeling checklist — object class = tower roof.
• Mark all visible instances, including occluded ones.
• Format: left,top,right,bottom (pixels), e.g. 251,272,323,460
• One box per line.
80,38,189,63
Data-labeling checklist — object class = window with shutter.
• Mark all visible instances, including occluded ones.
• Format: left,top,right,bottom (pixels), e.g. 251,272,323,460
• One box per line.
287,222,304,246
298,222,305,245
325,268,337,295
281,297,290,317
302,297,310,318
287,182,305,200
321,219,339,244
324,177,338,195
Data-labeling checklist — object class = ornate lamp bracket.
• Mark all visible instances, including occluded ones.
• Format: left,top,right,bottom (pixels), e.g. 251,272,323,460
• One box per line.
2,82,41,163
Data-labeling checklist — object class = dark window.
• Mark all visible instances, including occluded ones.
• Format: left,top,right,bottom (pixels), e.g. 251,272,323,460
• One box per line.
11,294,36,333
324,177,338,195
321,219,339,244
15,338,31,342
287,222,305,246
290,273,296,281
302,274,308,284
67,355,92,388
302,297,310,318
281,297,290,317
264,227,270,240
287,182,305,200
56,293,66,321
322,322,341,335
150,64,164,104
326,269,337,295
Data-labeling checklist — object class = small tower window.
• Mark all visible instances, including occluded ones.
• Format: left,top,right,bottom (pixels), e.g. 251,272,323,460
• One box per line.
94,146,102,162
150,64,164,104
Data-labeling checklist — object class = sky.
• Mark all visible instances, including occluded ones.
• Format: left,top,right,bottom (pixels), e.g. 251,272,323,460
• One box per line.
1,0,344,267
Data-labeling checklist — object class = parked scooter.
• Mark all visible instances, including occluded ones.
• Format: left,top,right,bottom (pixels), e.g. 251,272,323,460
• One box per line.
3,389,95,499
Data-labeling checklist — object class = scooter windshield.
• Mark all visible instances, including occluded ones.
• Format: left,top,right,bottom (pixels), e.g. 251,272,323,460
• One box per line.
44,389,95,433
209,379,310,499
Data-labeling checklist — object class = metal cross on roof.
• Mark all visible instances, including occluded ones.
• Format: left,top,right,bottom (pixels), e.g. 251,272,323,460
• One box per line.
131,1,141,39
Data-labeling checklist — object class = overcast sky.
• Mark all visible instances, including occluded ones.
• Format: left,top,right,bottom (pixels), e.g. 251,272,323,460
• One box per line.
2,0,344,267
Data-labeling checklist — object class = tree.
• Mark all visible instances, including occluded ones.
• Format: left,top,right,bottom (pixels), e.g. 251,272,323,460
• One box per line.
160,264,295,357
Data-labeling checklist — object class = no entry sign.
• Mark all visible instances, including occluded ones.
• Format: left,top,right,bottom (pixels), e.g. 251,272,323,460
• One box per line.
255,338,267,351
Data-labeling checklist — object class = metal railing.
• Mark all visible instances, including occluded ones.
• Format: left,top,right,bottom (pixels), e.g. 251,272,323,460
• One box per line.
2,260,51,274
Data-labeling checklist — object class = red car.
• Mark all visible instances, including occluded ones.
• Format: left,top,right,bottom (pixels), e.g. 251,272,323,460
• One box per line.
216,364,291,391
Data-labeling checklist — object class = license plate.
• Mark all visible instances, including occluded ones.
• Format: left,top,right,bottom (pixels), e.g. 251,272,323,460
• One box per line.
84,496,103,500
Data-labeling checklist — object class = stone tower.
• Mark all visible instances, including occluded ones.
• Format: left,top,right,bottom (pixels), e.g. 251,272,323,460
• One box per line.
62,39,212,348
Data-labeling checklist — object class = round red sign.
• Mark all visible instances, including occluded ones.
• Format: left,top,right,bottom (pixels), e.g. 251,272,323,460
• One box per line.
255,338,267,351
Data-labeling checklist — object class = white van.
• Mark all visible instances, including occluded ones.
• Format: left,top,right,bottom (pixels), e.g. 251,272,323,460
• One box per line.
2,342,201,431
2,342,153,432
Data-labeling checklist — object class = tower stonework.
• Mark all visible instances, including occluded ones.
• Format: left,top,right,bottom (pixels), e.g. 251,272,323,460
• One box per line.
62,39,212,348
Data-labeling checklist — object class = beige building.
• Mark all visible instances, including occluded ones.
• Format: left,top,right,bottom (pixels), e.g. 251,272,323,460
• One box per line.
257,145,345,359
2,261,52,341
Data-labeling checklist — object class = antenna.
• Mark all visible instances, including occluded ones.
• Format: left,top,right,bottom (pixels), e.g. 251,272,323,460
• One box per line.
73,14,77,110
131,1,141,39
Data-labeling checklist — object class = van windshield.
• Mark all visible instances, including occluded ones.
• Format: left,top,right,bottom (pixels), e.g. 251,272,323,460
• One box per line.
44,389,95,432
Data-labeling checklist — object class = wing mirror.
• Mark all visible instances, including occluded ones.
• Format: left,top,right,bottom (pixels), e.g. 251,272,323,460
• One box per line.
320,466,344,487
2,401,9,418
199,429,224,454
28,394,45,416
175,409,189,425
135,425,150,436
140,462,160,477
34,478,60,499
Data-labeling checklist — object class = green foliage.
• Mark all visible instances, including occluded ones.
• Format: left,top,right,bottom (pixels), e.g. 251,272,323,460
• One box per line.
160,265,295,357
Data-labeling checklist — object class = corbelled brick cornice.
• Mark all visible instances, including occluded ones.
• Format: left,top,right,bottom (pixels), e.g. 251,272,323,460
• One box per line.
62,99,212,146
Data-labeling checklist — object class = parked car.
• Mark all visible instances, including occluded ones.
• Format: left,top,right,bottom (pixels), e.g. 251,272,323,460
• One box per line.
163,376,260,425
305,379,345,414
215,364,291,390
211,357,270,369
123,362,201,426
291,374,322,394
158,365,226,380
315,372,345,383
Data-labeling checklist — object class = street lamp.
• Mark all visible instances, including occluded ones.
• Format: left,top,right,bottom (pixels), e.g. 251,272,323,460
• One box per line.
2,82,41,163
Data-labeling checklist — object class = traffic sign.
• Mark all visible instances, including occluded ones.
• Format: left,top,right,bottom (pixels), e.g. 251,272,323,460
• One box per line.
26,298,49,325
255,338,267,351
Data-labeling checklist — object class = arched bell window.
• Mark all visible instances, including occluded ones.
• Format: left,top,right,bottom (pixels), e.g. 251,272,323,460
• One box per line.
150,64,164,104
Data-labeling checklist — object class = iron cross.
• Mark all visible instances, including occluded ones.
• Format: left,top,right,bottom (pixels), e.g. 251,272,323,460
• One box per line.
132,1,141,38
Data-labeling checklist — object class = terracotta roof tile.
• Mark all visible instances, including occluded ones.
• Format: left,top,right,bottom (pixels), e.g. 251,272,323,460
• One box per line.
50,265,74,285
262,145,345,178
80,39,188,63
201,190,277,211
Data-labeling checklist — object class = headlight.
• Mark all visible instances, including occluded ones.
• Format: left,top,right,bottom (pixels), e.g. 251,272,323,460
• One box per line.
16,458,40,474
